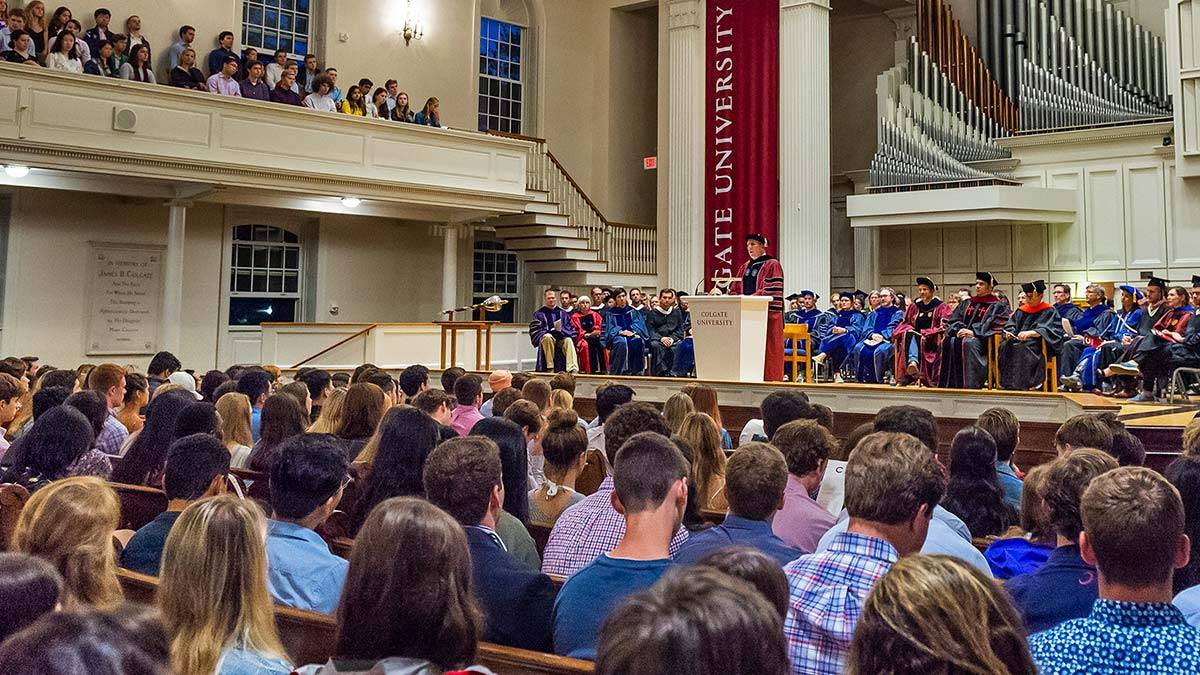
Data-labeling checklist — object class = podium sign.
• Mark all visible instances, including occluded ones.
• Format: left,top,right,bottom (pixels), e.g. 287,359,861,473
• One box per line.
688,295,770,382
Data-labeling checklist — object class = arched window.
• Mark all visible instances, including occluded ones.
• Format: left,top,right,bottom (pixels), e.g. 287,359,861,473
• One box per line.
477,0,536,135
228,224,302,326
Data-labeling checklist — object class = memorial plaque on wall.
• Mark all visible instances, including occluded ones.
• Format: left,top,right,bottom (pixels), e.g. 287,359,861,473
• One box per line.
86,243,164,355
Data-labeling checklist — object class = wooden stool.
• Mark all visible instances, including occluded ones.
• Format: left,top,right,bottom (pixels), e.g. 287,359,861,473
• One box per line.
435,320,498,371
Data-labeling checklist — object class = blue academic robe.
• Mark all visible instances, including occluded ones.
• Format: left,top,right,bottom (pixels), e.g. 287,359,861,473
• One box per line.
784,308,822,358
603,305,648,375
817,309,865,371
851,306,903,383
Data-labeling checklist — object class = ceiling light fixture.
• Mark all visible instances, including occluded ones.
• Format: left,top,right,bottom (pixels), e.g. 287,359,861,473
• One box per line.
3,165,30,179
340,197,362,208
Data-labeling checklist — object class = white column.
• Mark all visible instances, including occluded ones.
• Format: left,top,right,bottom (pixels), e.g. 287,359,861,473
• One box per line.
779,0,831,301
160,201,188,354
667,0,705,291
854,227,879,291
441,224,459,314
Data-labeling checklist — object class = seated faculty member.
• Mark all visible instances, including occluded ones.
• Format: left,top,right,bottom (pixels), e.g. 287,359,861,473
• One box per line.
602,287,649,375
553,432,688,659
423,436,555,652
531,288,579,373
997,280,1068,390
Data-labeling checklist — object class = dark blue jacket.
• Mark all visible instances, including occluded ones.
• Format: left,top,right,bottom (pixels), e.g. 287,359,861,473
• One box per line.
1005,544,1098,634
466,526,556,652
672,514,803,566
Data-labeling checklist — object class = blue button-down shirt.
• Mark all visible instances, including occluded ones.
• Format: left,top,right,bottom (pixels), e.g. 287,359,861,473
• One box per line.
1174,584,1200,628
97,411,129,456
995,461,1023,510
816,506,992,577
265,520,348,615
674,514,803,566
1030,599,1200,674
783,532,898,675
250,406,262,442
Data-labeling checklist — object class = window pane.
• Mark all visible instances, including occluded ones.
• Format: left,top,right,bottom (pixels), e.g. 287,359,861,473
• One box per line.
297,0,310,11
512,27,522,46
280,0,294,9
229,297,297,326
264,32,279,50
280,11,293,32
499,23,510,42
247,26,263,46
501,81,510,98
253,272,267,292
253,246,268,267
249,5,264,25
501,100,510,117
236,272,252,293
269,248,283,268
294,38,307,55
512,102,522,120
268,273,283,293
236,245,252,267
478,114,488,132
284,273,298,293
489,98,499,115
511,64,520,81
285,248,299,268
512,45,520,63
295,16,308,35
283,230,299,243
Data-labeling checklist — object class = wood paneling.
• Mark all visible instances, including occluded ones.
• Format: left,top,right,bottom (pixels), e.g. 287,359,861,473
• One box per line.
1012,224,1048,271
1123,162,1169,269
943,225,977,273
977,225,1012,271
1048,168,1086,270
1084,166,1126,269
879,228,911,275
909,228,943,272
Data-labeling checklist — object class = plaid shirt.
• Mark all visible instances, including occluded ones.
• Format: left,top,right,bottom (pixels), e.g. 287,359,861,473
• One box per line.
96,411,130,456
541,477,688,577
782,531,898,675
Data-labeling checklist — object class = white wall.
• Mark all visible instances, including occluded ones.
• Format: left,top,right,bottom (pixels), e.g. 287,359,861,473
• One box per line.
0,189,224,370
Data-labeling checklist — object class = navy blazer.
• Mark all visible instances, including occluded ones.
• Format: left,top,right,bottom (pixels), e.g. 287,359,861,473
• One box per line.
466,526,556,652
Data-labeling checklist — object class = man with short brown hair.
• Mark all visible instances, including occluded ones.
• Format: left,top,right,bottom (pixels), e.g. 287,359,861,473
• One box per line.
1031,467,1200,672
87,363,128,455
976,407,1022,508
675,442,801,565
0,372,24,455
1054,413,1115,456
770,420,837,553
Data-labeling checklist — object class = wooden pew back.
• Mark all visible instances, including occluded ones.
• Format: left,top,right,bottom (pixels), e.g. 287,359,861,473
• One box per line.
116,570,593,674
0,482,30,550
110,482,169,531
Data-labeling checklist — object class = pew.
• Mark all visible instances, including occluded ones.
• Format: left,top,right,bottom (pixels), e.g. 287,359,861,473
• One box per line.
0,482,30,550
528,522,552,558
575,450,606,496
110,482,169,531
116,569,593,674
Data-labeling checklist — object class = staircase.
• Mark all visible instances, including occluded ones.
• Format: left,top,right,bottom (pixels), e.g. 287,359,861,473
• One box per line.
486,131,657,288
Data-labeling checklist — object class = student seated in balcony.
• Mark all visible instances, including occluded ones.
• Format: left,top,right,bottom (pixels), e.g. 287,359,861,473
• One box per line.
298,53,320,94
2,28,38,65
109,33,127,71
239,46,260,80
120,42,155,83
124,14,148,50
45,29,82,73
265,48,287,89
49,20,90,63
206,30,236,76
367,87,388,118
83,39,116,77
82,8,112,56
326,67,343,104
339,84,367,116
390,90,416,123
0,8,37,60
302,73,337,112
239,60,270,101
270,67,303,106
168,46,205,91
166,24,194,70
414,96,442,127
207,54,241,97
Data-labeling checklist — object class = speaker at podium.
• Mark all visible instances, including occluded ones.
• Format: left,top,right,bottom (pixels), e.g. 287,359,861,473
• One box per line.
686,295,771,382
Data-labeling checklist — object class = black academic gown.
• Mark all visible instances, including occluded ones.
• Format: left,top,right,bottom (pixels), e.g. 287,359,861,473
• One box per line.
998,304,1068,390
1098,301,1167,371
1139,313,1200,389
939,295,1010,389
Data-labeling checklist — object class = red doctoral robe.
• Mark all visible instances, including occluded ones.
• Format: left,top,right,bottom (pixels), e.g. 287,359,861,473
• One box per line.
892,298,953,386
730,254,785,381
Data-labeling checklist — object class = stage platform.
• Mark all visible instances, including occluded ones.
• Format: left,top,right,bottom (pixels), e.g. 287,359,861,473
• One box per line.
447,370,1194,471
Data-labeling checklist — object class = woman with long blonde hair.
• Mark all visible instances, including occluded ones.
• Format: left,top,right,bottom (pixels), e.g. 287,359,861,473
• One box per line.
215,392,254,469
159,494,291,675
549,388,573,412
11,476,122,609
662,392,695,435
678,412,728,511
847,554,1036,674
307,387,347,434
682,383,732,448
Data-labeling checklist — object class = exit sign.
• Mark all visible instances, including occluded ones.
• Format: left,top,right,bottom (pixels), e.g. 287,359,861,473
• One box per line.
643,156,657,170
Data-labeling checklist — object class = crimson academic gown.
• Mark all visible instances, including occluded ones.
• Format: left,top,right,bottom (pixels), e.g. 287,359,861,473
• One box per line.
893,298,953,386
998,302,1068,391
731,254,784,381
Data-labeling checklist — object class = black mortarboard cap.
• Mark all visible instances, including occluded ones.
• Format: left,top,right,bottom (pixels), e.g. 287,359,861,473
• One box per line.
1020,279,1047,294
853,290,868,301
976,271,996,286
1148,276,1168,290
786,293,801,301
838,291,855,300
1192,275,1200,288
915,276,935,289
745,233,767,245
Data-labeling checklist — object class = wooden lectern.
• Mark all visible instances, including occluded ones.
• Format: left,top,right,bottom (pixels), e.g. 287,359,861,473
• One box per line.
435,320,498,371
687,295,770,382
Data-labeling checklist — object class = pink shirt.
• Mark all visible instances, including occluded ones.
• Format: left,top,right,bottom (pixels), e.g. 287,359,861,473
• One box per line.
449,404,484,437
772,474,837,553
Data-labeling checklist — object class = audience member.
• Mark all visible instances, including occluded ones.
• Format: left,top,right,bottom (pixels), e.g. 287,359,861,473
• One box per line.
586,382,634,454
326,67,343,102
265,48,287,88
662,392,694,434
413,96,441,126
207,53,241,97
1098,410,1147,466
168,370,202,400
596,567,789,675
270,65,303,105
0,372,21,451
1030,467,1200,672
553,432,688,659
0,9,37,60
940,426,1018,537
239,59,270,100
147,351,181,395
490,386,521,417
0,552,63,643
1,405,99,489
522,378,552,412
478,369,511,416
110,391,192,486
675,442,801,565
2,27,37,64
502,398,542,478
167,24,194,69
124,14,147,49
116,371,148,433
351,405,439,534
332,382,385,461
248,392,309,473
411,387,454,431
212,392,251,468
676,412,727,511
0,606,170,674
120,433,230,576
83,38,116,76
976,406,1023,508
769,420,838,552
238,368,273,441
682,384,733,448
397,364,429,399
120,42,154,82
529,408,588,527
360,370,396,407
424,436,555,651
449,373,485,435
21,1,46,57
1053,412,1114,456
762,389,813,441
848,554,1036,674
86,362,129,455
390,88,416,122
1006,448,1118,633
160,494,292,674
61,391,116,478
984,462,1056,579
339,84,367,115
11,476,122,609
45,28,82,72
1167,455,1200,595
543,402,688,576
298,368,334,421
311,497,490,674
206,30,235,75
783,432,943,674
303,73,337,111
695,547,790,618
265,433,350,614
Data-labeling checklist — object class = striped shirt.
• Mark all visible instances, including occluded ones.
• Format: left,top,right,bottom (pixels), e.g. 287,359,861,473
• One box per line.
782,531,897,675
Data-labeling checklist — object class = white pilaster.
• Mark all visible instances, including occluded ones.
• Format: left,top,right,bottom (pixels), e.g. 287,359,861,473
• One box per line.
441,224,460,314
161,201,188,355
779,0,831,302
667,0,704,291
854,227,879,291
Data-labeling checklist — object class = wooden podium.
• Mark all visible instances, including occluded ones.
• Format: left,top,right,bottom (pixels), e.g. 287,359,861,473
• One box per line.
687,295,770,382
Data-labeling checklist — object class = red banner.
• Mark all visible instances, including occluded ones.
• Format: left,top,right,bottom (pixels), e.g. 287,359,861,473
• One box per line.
704,0,779,284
